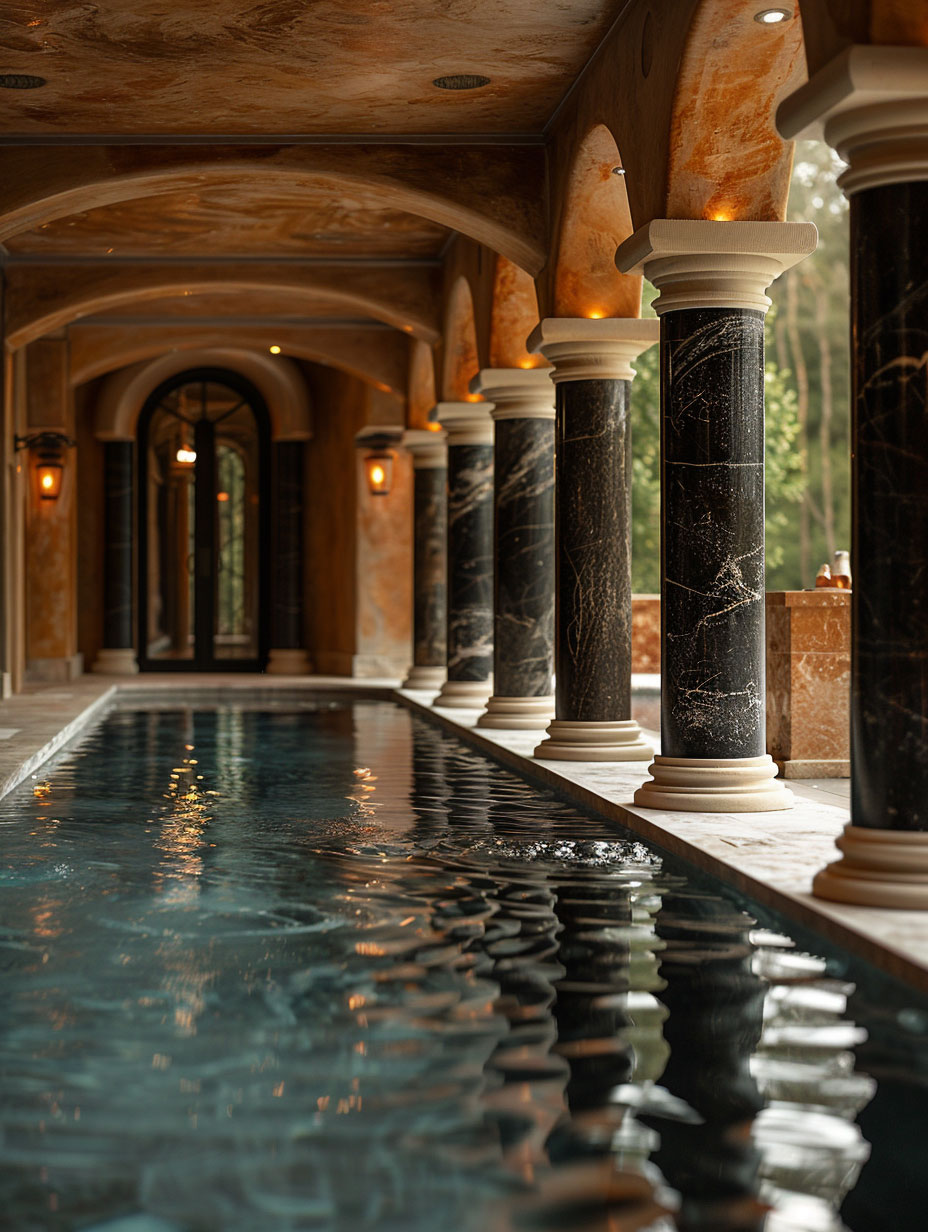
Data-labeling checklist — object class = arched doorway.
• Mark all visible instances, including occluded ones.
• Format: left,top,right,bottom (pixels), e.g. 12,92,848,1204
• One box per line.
137,367,271,671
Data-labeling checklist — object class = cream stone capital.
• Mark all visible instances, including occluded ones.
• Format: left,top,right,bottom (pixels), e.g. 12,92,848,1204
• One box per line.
778,46,928,194
434,400,494,446
615,220,817,315
470,368,555,421
402,427,447,468
526,317,660,383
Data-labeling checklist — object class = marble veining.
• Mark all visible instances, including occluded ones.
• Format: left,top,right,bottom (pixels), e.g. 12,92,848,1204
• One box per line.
412,465,447,668
446,443,493,681
493,417,554,697
271,441,304,650
555,379,634,721
852,184,928,831
662,309,766,760
102,441,134,650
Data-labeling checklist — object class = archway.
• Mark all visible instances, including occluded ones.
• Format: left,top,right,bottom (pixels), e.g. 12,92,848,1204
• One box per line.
136,367,271,672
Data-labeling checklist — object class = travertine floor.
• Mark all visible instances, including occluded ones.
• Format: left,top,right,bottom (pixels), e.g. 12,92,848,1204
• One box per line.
0,673,920,991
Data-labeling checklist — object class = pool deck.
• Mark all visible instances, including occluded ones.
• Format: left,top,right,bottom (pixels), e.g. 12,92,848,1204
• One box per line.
2,672,926,994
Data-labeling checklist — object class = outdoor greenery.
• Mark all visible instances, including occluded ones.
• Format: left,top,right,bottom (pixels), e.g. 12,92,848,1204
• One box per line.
630,140,851,593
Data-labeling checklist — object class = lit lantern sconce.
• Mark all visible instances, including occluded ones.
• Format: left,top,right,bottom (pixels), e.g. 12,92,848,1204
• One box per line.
356,429,403,498
14,431,76,501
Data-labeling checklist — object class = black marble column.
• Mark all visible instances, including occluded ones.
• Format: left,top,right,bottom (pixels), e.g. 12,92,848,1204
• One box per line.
271,441,304,652
403,436,447,688
493,416,554,696
478,388,555,728
434,405,494,708
850,184,928,832
101,441,134,651
556,378,634,722
661,309,766,760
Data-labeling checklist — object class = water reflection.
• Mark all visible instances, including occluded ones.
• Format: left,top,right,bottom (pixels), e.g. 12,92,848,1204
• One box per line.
0,700,914,1231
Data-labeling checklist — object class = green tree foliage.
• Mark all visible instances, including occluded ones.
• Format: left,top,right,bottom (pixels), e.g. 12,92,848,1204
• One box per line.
631,142,849,592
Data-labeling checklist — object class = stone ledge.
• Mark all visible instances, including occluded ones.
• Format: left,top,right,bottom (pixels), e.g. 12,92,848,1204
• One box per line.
398,687,928,994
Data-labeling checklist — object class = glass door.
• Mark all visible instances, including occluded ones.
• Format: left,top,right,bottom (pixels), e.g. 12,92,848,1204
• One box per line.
138,369,270,671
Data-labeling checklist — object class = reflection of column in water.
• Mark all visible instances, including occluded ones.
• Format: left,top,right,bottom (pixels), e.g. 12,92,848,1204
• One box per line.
648,889,767,1232
749,932,874,1227
840,985,928,1232
528,856,675,1227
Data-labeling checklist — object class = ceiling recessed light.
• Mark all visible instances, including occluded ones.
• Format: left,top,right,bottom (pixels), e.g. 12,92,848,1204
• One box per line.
612,166,626,176
0,73,46,89
269,345,281,355
754,8,791,23
433,74,491,91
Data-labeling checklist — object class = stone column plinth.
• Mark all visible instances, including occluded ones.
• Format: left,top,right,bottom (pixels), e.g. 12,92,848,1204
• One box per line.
469,368,555,731
529,318,658,761
93,440,138,675
433,401,494,710
401,428,448,690
780,46,928,903
617,220,816,809
267,440,309,674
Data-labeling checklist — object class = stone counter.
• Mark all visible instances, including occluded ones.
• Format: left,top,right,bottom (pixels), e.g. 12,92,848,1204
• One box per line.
766,589,850,778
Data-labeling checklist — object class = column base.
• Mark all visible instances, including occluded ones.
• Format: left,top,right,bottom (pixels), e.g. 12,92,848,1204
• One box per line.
477,694,555,730
433,678,493,710
534,719,654,762
266,648,311,675
92,648,138,676
633,754,793,812
402,664,447,690
813,825,928,909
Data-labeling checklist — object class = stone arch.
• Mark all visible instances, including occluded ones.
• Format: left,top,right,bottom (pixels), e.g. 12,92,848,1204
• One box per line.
441,276,481,401
94,348,313,443
69,327,407,396
488,256,545,369
5,264,439,349
548,124,642,320
666,0,807,222
0,146,546,275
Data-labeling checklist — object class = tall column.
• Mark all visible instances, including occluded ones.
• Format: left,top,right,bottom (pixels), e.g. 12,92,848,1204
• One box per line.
529,319,658,761
617,220,815,810
470,369,555,730
267,440,310,674
401,428,448,690
779,47,928,904
93,440,138,674
433,401,494,709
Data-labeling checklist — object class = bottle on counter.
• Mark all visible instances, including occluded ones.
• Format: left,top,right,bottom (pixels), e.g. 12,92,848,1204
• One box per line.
832,550,852,589
815,563,832,588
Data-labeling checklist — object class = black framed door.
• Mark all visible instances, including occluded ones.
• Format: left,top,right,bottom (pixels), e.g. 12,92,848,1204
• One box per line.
137,368,271,672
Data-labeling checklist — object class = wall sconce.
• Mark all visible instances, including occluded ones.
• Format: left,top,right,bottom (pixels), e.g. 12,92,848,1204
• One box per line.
355,428,403,498
14,431,76,501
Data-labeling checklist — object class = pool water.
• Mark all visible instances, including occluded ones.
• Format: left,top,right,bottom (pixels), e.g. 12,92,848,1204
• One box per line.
1,698,926,1232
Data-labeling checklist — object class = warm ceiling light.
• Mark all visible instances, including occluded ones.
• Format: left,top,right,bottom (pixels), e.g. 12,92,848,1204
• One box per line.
754,8,790,22
269,345,281,354
433,74,491,90
176,446,197,465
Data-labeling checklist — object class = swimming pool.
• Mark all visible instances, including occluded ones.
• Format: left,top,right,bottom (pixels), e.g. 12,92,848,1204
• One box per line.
0,697,925,1230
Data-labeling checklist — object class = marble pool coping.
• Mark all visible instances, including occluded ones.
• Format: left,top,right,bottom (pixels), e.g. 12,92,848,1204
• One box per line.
1,673,926,993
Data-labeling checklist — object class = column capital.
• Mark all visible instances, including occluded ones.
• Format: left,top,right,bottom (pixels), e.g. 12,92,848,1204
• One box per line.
526,317,660,383
434,400,493,445
402,427,447,468
470,367,555,420
778,46,928,195
615,220,817,314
